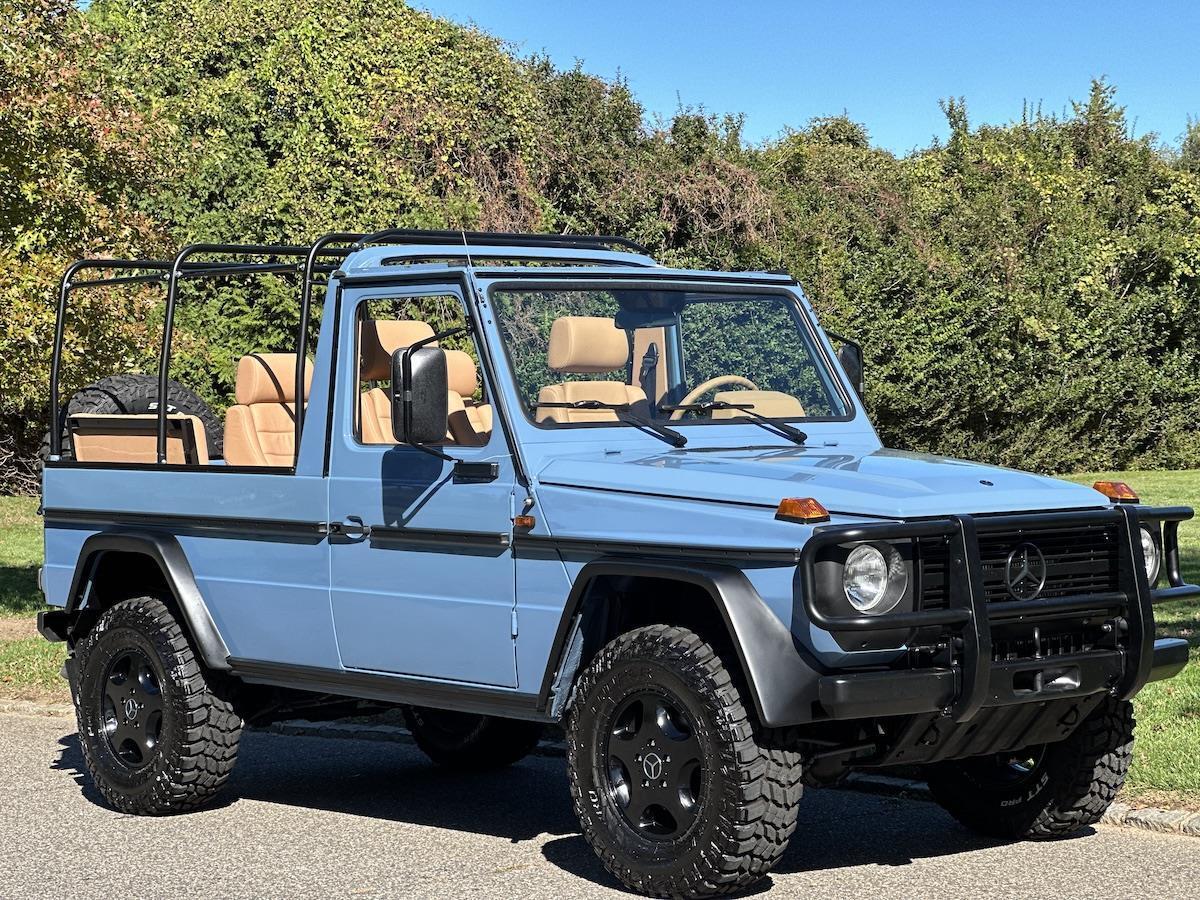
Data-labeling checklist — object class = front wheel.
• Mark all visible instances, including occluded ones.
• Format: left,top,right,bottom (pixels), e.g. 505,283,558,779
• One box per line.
567,625,802,897
72,596,242,814
926,695,1134,839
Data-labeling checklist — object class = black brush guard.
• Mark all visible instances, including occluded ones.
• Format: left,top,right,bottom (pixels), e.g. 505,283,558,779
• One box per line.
798,505,1197,723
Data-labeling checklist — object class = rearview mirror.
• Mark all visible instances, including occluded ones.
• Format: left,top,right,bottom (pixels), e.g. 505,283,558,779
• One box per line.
391,346,448,445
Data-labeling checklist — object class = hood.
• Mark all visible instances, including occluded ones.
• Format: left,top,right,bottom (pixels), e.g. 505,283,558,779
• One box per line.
536,446,1107,519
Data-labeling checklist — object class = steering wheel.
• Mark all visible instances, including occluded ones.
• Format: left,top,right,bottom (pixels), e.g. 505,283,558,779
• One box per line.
669,375,758,421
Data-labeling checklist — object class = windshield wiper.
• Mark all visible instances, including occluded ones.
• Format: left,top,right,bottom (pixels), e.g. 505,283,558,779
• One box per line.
660,401,808,446
533,401,687,448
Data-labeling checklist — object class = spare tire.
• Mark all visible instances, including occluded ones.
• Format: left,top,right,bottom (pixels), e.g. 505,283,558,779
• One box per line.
42,374,224,462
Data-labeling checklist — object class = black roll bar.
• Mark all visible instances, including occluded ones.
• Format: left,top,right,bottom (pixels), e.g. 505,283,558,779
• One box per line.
50,228,655,465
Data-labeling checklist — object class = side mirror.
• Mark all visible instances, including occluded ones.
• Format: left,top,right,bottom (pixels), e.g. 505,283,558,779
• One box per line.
391,346,448,445
831,335,864,399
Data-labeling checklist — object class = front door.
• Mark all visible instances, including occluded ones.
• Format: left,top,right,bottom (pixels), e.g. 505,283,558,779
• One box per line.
327,282,518,687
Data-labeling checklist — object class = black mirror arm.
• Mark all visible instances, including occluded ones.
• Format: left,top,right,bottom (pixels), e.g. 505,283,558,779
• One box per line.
409,441,457,463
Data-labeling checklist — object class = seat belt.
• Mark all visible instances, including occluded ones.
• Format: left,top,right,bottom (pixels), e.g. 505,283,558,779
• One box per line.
638,342,660,402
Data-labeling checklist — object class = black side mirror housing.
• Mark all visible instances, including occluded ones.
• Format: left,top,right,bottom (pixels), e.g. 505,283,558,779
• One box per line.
391,346,448,445
831,334,864,399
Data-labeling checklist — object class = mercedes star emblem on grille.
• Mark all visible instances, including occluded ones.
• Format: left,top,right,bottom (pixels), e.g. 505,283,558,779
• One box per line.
1005,542,1047,600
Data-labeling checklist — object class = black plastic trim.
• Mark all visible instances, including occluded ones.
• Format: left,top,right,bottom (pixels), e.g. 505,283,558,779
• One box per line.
228,658,550,722
536,557,821,727
369,526,511,549
1148,637,1190,683
516,533,801,564
62,531,231,670
44,508,326,540
37,609,71,643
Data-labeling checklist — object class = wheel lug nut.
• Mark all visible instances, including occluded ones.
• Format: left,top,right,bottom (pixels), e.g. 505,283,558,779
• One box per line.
660,780,668,788
665,756,671,763
649,739,656,746
635,755,642,762
641,780,648,788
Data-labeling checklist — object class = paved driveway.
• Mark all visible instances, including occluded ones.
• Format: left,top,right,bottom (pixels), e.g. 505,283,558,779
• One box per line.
2,711,1197,899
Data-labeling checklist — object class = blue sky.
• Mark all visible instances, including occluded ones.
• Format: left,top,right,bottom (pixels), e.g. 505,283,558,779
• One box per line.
419,1,1200,154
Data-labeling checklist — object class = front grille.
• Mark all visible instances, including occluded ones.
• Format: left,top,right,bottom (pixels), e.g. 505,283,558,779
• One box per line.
977,523,1118,603
918,523,1120,609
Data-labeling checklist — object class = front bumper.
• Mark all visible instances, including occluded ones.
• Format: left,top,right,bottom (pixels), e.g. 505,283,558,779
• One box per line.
799,504,1197,723
817,638,1189,720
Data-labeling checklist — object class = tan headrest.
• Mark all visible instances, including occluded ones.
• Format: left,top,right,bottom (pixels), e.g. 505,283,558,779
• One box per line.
547,316,629,374
235,354,313,405
445,349,478,397
360,319,437,381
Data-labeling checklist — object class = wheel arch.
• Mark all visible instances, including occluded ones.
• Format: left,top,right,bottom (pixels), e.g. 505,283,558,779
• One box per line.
539,558,821,727
63,530,231,671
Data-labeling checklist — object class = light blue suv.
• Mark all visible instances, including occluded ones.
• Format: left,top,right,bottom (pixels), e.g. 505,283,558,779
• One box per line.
39,231,1198,896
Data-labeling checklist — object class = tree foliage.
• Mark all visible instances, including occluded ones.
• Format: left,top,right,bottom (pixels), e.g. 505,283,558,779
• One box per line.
2,0,1199,485
0,0,164,487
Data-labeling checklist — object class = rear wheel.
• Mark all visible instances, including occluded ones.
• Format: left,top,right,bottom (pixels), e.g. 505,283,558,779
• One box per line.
403,707,543,770
926,696,1133,839
567,625,802,897
73,596,242,814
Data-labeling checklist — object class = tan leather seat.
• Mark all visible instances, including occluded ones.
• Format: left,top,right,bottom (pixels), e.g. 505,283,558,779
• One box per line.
711,389,805,419
446,349,492,446
536,317,646,424
359,319,436,445
223,353,313,467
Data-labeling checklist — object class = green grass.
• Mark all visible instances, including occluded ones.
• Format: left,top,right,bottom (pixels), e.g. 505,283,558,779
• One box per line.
0,495,66,701
3,474,1200,803
0,495,43,616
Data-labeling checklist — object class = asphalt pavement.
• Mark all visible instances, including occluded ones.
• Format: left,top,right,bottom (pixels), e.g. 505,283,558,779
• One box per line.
2,710,1198,899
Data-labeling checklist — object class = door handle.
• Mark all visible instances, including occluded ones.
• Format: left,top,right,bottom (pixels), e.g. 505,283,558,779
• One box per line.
330,516,372,539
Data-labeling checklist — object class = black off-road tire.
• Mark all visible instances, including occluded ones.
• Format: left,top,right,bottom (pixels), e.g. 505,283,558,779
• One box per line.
567,625,803,898
926,696,1134,839
72,596,242,815
42,373,223,462
403,707,543,771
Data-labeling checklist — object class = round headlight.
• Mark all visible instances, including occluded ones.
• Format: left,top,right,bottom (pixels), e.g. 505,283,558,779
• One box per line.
1140,526,1160,585
843,544,906,614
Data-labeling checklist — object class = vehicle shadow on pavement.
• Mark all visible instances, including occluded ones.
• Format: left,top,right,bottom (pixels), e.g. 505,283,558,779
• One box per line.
52,729,1097,892
540,787,1098,888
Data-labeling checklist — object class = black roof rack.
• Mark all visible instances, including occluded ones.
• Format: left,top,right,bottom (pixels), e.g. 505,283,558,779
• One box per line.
352,229,652,256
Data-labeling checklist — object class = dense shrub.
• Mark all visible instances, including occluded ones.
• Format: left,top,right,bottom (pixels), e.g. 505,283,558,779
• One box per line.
1,0,1197,484
0,0,165,490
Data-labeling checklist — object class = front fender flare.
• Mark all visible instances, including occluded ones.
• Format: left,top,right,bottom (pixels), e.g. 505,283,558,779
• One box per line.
63,530,231,671
540,558,821,727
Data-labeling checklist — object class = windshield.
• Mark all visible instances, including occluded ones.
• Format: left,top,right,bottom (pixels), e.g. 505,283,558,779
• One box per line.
491,286,850,428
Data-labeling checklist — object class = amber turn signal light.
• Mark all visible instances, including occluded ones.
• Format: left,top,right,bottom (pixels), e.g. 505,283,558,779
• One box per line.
513,514,536,529
1093,481,1139,504
775,497,830,524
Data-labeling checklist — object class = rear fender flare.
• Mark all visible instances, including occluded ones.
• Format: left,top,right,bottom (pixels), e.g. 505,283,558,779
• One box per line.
64,530,231,670
539,558,821,727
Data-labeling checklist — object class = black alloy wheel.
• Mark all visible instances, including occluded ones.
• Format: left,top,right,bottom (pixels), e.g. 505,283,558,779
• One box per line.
567,625,804,897
604,690,704,841
100,648,165,769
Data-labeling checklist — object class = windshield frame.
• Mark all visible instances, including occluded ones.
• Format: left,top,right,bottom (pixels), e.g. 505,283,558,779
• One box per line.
484,275,859,432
